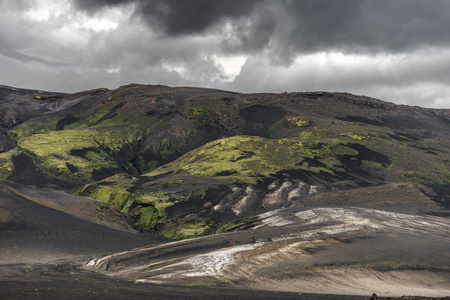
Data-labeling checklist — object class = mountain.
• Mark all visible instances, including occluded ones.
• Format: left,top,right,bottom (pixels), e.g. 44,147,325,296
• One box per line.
0,84,449,298
1,83,448,237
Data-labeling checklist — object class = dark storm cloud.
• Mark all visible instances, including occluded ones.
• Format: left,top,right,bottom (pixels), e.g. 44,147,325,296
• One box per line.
287,0,450,52
74,0,135,12
74,0,450,56
135,0,260,35
1,0,449,108
74,0,260,35
221,0,450,65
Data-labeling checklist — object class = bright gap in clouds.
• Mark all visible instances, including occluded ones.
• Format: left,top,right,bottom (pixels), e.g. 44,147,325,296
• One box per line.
74,4,134,32
213,55,247,81
74,16,119,32
25,0,127,32
23,0,60,22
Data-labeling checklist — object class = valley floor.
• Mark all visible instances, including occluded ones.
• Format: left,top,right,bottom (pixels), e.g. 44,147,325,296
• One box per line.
0,263,366,300
1,181,449,299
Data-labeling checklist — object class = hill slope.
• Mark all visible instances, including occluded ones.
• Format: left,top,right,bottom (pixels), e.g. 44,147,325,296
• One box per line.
0,84,449,298
0,84,449,238
0,180,163,265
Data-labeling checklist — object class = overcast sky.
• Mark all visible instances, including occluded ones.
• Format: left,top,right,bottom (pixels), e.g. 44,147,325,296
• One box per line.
1,0,449,108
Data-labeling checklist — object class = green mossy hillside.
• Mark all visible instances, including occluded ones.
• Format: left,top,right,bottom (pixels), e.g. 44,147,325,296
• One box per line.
0,148,18,179
8,117,62,139
147,133,393,185
150,136,321,182
5,114,201,184
77,174,216,239
1,84,225,185
15,129,123,183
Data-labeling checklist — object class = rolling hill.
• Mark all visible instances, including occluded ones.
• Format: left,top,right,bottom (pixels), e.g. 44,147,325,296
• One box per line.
0,84,449,299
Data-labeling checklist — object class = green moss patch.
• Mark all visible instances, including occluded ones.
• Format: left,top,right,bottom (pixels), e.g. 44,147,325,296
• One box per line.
160,217,215,239
348,132,369,140
78,184,131,210
148,135,338,184
186,97,223,122
283,117,311,128
216,216,260,233
79,177,217,239
8,117,61,139
133,206,158,231
15,129,123,181
0,148,18,178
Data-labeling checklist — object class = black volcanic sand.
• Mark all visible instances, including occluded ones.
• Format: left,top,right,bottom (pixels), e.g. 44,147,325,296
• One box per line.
0,185,162,265
0,179,140,231
82,206,449,298
8,153,78,190
0,264,367,300
0,186,448,300
0,183,391,300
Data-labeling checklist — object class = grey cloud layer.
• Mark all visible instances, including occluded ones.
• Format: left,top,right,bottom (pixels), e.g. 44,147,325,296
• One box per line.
75,0,260,35
0,0,449,108
74,0,450,56
74,0,135,12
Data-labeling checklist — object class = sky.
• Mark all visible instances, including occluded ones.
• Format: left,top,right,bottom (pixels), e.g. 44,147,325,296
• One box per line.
0,0,449,108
